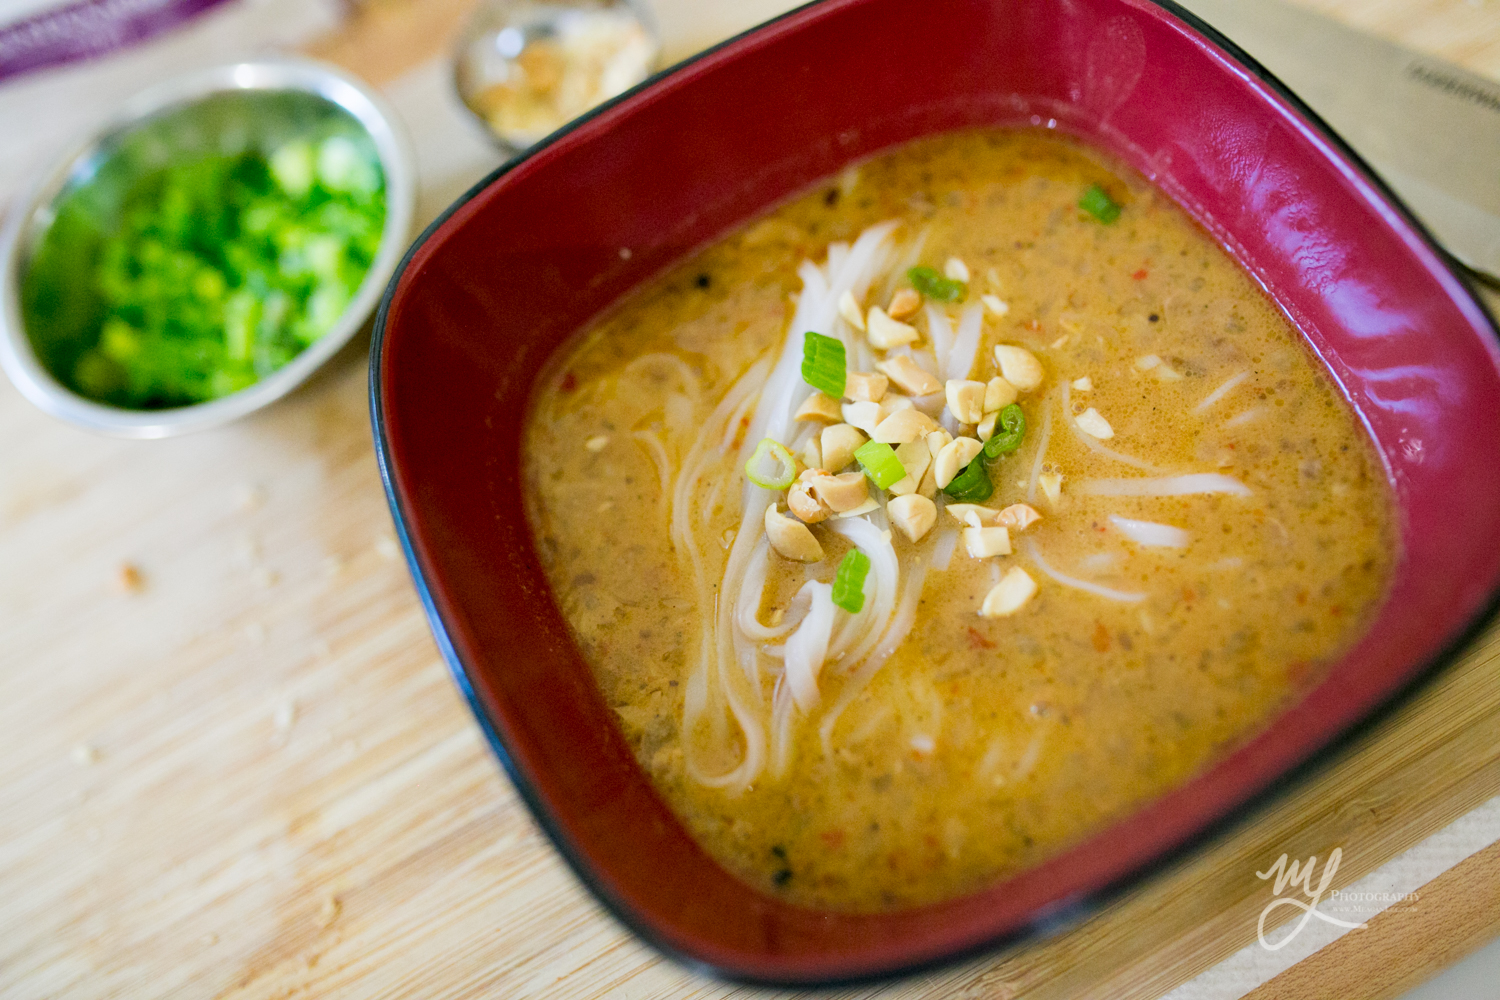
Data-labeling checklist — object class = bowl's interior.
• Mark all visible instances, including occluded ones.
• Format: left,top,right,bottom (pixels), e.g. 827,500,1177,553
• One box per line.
374,0,1500,982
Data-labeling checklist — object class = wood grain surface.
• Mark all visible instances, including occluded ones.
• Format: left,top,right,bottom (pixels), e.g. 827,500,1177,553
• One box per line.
3,2,1500,998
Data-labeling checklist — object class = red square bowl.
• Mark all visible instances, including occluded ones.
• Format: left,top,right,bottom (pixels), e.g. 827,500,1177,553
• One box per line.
371,0,1500,982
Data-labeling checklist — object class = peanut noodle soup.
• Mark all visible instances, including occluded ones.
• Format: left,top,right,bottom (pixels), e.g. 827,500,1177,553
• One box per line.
523,130,1394,911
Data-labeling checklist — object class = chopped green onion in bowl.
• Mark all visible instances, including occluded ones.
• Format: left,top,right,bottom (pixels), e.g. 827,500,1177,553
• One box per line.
907,265,966,302
746,438,798,490
801,331,847,398
942,455,993,502
22,128,386,410
983,403,1026,457
855,439,906,489
1079,183,1122,223
832,549,871,613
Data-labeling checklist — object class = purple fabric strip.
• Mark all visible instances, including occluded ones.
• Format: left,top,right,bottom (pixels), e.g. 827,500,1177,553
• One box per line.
0,0,236,82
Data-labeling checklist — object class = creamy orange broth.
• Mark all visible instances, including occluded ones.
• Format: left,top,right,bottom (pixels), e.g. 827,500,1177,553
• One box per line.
523,130,1394,911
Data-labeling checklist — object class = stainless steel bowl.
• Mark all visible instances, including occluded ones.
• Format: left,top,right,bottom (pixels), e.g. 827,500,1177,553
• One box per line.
0,58,416,438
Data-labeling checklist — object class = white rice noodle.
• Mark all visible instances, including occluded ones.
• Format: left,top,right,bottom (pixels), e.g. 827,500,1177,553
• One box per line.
684,223,903,791
930,526,960,571
946,303,985,381
878,224,930,303
1195,369,1250,413
1061,381,1161,472
675,359,774,790
1026,401,1055,504
1078,551,1121,572
825,517,899,669
1108,515,1191,548
620,351,704,403
1023,538,1148,603
819,542,932,757
782,581,835,713
926,305,954,377
1224,406,1267,429
1078,474,1253,498
768,678,798,776
631,430,673,510
734,538,806,641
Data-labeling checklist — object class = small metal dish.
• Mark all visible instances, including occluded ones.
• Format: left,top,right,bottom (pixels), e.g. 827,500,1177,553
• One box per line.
0,58,416,438
453,0,660,154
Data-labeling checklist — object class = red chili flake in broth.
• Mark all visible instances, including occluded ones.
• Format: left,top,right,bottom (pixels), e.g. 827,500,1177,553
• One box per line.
967,626,996,649
1132,268,1149,281
1091,621,1111,652
559,371,577,392
730,414,752,450
820,829,846,850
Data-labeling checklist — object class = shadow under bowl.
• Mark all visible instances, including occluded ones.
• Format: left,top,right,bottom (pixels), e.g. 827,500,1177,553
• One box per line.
371,0,1500,984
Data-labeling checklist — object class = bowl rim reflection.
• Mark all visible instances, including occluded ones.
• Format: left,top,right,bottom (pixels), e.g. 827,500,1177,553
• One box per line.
0,56,416,438
370,0,1500,984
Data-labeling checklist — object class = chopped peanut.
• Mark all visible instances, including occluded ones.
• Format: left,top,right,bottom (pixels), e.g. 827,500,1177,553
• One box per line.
982,294,1010,317
977,410,998,440
984,376,1018,413
934,437,984,489
866,306,920,349
1039,472,1063,505
993,345,1044,391
887,440,932,497
887,288,922,320
944,257,970,282
808,471,869,512
944,503,998,526
820,423,866,472
1071,376,1093,391
1135,354,1161,371
917,461,939,498
1075,407,1114,439
585,435,609,452
838,290,866,331
845,371,889,403
841,400,883,434
835,497,881,518
963,526,1012,558
925,429,954,459
945,379,987,425
980,566,1037,616
787,476,832,523
877,354,941,396
878,394,914,416
800,436,822,471
765,505,824,562
994,503,1042,530
795,392,844,423
872,407,938,445
888,494,937,542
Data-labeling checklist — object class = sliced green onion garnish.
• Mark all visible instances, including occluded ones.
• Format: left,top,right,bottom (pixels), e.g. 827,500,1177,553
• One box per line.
854,440,906,490
801,331,847,398
1079,184,1121,223
832,549,871,614
745,438,797,490
983,403,1027,458
907,265,967,302
943,455,993,503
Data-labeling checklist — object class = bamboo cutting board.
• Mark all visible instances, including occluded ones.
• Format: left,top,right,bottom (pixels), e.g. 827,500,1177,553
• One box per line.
3,2,1500,998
